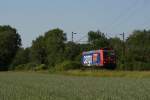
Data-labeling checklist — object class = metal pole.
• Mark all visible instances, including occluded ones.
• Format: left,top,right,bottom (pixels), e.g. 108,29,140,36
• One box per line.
72,32,73,42
120,32,125,69
123,32,125,67
72,32,77,42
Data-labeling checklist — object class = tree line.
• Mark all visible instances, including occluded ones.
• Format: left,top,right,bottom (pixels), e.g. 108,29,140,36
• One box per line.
0,25,150,71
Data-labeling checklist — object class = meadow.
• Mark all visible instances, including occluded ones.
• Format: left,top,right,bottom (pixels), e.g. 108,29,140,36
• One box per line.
0,72,150,100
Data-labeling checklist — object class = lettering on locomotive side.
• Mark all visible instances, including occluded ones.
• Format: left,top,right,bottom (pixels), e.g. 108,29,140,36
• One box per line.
83,55,92,66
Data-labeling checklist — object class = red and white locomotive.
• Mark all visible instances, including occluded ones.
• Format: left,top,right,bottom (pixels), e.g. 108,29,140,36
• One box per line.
82,48,116,69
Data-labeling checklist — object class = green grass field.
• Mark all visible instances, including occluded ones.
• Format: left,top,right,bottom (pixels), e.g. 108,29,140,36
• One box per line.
61,70,150,78
0,72,150,100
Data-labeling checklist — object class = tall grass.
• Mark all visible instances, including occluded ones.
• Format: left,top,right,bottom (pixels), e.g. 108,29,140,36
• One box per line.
0,72,150,100
60,70,150,78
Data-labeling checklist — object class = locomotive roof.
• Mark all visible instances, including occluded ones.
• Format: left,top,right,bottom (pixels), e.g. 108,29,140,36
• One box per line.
82,48,114,55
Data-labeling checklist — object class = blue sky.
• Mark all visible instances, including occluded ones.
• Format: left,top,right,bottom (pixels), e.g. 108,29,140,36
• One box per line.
0,0,150,47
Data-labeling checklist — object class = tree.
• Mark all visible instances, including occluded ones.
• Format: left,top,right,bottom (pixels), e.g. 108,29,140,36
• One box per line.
10,48,30,69
125,29,150,70
0,25,21,70
31,36,47,64
30,28,67,68
108,37,124,69
64,42,81,61
88,30,109,49
44,28,67,67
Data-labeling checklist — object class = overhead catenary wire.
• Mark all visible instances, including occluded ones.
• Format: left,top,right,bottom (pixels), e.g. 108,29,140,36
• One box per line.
74,0,148,43
145,25,150,30
114,1,145,31
75,34,88,43
99,0,140,39
136,1,150,30
102,0,140,33
108,0,145,39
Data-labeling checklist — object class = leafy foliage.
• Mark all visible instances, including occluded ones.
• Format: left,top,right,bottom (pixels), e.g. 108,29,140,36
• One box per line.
0,25,149,71
55,61,82,71
125,30,150,70
31,36,47,64
88,30,109,49
44,28,67,67
11,48,30,69
64,42,81,60
0,25,21,70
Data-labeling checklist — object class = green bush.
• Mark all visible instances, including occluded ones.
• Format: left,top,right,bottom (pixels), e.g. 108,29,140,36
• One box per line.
14,64,26,71
25,63,38,70
14,63,48,71
55,61,82,71
35,64,47,71
14,63,37,71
